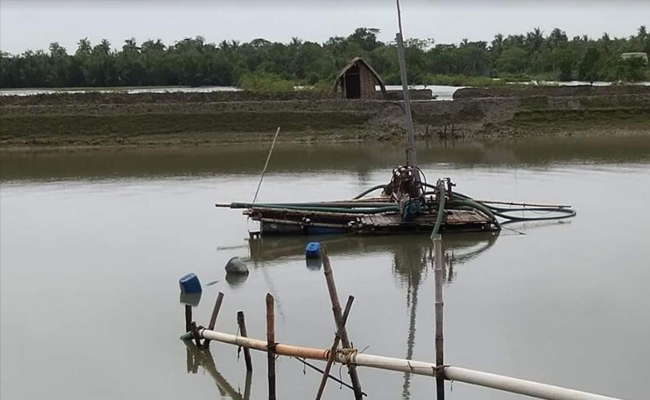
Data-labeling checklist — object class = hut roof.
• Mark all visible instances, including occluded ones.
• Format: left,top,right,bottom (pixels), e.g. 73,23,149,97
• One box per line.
334,57,387,93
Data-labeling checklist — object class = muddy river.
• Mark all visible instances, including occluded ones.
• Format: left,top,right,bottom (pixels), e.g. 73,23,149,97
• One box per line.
1,136,649,400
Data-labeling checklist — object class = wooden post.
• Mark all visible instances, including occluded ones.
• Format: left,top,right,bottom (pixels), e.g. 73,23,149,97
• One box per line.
315,295,355,400
184,304,192,332
322,247,364,400
203,292,225,348
238,311,253,372
266,293,276,400
434,234,445,400
190,321,202,349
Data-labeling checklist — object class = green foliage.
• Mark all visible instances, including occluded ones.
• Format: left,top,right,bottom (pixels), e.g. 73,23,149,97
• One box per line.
496,47,529,74
239,72,294,94
426,74,506,87
1,26,649,89
614,57,647,82
578,47,602,82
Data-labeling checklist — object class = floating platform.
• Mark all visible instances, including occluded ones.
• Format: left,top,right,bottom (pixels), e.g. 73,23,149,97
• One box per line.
242,197,498,236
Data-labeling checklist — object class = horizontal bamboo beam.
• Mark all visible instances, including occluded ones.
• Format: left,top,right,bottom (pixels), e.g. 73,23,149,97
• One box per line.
196,328,438,376
192,328,625,400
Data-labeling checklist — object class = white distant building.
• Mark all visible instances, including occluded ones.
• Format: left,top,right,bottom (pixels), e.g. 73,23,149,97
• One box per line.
621,52,649,64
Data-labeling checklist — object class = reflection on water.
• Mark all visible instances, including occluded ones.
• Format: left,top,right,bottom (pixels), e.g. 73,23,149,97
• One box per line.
2,136,650,183
184,340,251,400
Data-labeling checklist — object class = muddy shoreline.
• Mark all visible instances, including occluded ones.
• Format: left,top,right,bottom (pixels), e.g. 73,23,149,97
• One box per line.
1,87,648,149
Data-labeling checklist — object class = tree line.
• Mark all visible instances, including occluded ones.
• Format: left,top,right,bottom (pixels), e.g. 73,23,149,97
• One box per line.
1,26,649,89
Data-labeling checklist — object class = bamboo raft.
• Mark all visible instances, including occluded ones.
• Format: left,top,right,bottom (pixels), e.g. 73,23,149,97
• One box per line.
239,198,496,235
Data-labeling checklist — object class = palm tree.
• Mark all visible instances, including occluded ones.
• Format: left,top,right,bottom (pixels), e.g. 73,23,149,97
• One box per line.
547,28,567,49
526,27,544,53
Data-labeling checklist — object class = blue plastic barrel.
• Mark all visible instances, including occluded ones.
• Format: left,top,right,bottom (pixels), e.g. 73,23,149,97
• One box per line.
179,273,202,294
305,242,321,259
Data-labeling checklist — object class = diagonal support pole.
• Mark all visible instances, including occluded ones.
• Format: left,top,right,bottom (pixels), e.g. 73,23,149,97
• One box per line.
322,246,364,400
203,292,225,348
315,295,355,400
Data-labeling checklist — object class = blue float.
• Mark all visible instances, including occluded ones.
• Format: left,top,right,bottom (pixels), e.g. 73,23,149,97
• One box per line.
305,242,321,259
179,273,202,294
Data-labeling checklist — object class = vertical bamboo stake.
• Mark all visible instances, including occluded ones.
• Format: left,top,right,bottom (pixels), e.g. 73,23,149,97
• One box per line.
238,311,253,372
266,293,276,400
203,292,225,348
322,247,364,400
190,321,202,349
315,295,355,400
434,234,445,400
185,304,192,332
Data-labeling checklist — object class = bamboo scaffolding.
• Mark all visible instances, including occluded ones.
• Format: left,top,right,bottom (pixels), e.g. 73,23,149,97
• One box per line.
191,328,625,400
322,247,364,400
315,295,355,400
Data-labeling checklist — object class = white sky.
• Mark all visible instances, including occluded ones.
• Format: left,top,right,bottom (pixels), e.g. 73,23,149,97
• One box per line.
1,0,648,54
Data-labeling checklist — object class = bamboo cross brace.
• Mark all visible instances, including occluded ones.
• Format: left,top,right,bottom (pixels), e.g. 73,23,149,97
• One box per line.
315,295,355,400
203,292,224,348
321,246,364,400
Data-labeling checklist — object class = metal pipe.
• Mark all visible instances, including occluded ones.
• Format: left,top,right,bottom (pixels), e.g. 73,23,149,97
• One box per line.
192,329,625,400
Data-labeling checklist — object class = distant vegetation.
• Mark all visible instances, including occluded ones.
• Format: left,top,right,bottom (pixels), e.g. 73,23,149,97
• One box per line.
1,26,649,89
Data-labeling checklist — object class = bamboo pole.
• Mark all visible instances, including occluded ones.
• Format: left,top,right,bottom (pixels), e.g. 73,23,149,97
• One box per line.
434,234,445,400
266,293,276,400
203,292,224,348
395,0,418,167
193,328,625,400
315,295,355,400
190,321,202,348
253,127,281,204
244,371,252,400
293,357,361,395
322,247,364,400
238,311,253,372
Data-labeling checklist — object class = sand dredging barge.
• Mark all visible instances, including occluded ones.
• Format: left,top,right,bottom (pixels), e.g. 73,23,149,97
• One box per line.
216,165,576,236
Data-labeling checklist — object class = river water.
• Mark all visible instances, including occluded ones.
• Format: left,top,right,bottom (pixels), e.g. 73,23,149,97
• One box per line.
1,137,649,400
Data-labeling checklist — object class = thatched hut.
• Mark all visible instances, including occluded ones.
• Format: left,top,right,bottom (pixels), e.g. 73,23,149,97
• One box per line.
334,57,387,99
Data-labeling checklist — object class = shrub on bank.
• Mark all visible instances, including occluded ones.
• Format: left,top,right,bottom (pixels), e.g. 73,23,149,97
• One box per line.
239,73,295,95
426,74,508,87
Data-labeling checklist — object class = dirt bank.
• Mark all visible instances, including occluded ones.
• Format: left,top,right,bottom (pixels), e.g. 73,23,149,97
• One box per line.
453,85,650,99
1,90,648,149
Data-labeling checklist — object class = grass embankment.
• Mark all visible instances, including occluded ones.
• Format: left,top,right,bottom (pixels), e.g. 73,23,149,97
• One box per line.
1,88,649,149
0,110,373,147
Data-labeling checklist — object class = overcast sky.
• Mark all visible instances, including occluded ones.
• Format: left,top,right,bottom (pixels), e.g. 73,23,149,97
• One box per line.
1,0,648,54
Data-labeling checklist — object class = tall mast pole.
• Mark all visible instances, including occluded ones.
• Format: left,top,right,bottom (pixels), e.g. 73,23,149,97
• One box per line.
396,0,418,167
